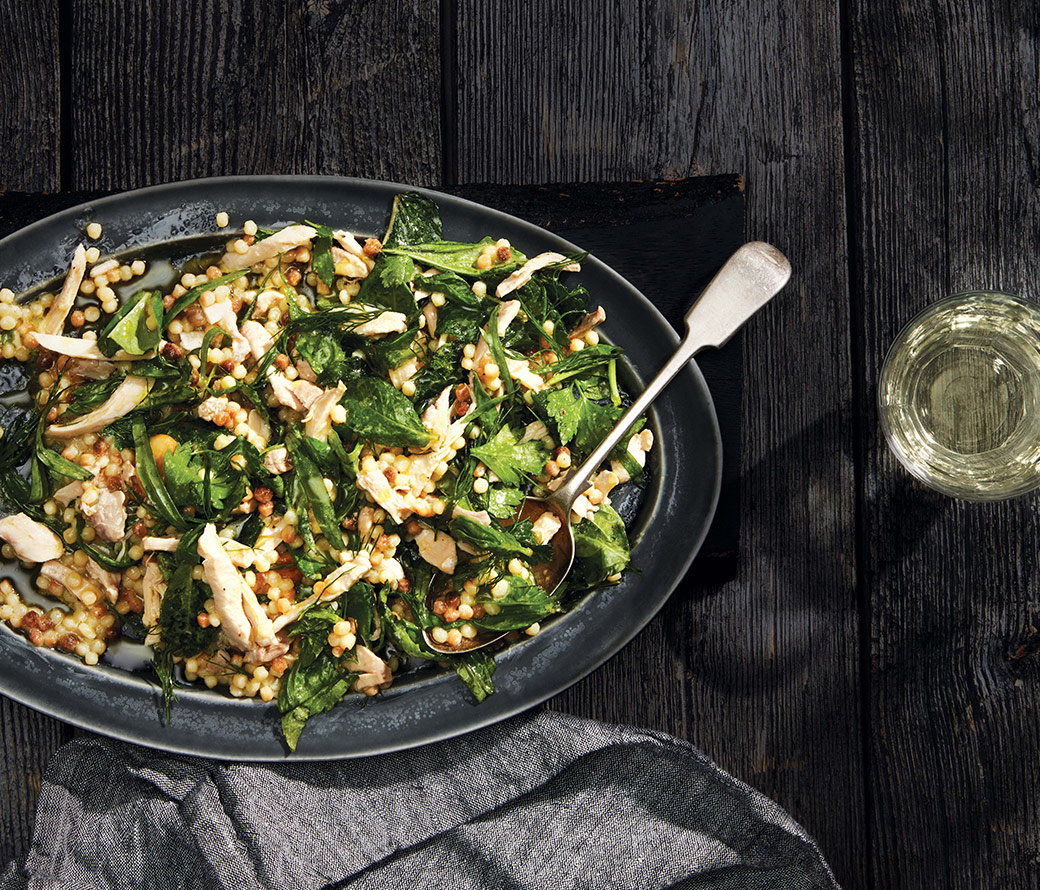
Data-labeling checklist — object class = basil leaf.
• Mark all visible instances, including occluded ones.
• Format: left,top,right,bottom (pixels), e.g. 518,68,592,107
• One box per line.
450,515,534,559
472,575,560,632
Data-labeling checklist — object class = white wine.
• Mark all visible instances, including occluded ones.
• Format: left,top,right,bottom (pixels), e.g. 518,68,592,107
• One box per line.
878,292,1040,499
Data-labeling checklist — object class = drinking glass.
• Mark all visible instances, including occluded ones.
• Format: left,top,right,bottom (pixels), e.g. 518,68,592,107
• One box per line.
878,291,1040,500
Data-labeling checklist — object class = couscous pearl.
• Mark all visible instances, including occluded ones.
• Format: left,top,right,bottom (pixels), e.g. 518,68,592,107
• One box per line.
86,222,102,239
216,211,230,228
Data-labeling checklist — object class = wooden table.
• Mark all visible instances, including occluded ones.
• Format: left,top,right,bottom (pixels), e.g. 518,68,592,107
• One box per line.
1,3,1037,887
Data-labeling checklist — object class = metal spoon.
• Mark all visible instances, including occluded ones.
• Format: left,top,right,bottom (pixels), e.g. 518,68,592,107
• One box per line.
423,241,792,654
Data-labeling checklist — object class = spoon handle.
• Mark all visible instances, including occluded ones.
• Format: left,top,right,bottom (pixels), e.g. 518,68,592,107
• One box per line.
552,241,791,511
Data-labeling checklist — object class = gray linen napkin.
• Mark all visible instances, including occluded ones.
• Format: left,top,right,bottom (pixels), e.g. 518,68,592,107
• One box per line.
0,710,839,890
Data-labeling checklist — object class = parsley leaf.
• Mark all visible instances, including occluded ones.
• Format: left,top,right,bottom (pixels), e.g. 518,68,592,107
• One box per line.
470,426,547,485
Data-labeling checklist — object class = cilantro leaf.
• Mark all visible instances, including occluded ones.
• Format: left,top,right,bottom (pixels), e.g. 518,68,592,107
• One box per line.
305,220,336,288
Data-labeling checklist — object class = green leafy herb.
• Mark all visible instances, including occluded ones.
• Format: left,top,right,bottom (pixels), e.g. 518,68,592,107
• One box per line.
450,515,535,559
164,270,244,330
98,289,163,356
486,485,524,519
383,239,526,278
356,254,418,318
37,447,92,482
65,376,126,416
341,377,433,448
539,384,621,456
286,434,345,549
472,574,560,632
382,191,443,248
132,418,189,531
470,426,547,485
158,562,218,656
572,503,630,586
454,650,496,702
294,330,349,385
305,220,336,288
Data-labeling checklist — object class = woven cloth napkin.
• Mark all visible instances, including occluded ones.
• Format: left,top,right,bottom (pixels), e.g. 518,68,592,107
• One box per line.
0,710,839,889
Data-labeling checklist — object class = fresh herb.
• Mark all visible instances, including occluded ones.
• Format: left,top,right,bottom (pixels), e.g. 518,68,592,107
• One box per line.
163,270,244,330
470,426,547,485
158,562,218,656
305,220,336,288
454,650,496,702
356,254,418,318
65,376,126,415
450,515,538,559
472,574,560,632
383,191,443,248
37,446,92,482
383,240,526,278
572,504,630,586
132,418,189,531
98,289,163,356
340,378,433,448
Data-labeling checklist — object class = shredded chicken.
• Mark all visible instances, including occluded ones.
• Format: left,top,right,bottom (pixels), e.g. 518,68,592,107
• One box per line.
350,309,408,338
203,300,250,362
532,510,563,546
39,244,87,336
80,481,127,543
496,252,581,298
142,536,180,552
63,358,117,380
240,320,274,361
142,558,166,646
415,528,458,574
331,246,369,278
34,333,137,362
52,481,84,507
262,447,292,475
84,557,120,603
347,645,391,692
47,376,151,439
0,513,64,563
39,560,105,606
569,306,606,340
304,383,346,441
220,225,316,272
268,373,322,412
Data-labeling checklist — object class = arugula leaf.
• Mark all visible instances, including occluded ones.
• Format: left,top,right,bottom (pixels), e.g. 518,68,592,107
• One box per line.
572,503,630,586
278,607,358,751
472,575,560,632
383,239,526,278
98,289,163,356
341,377,433,448
357,254,418,318
454,650,496,702
383,191,443,248
470,426,547,485
158,562,218,656
132,418,189,531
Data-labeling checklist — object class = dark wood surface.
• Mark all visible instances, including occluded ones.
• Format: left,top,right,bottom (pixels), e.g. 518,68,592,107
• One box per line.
0,1,1036,887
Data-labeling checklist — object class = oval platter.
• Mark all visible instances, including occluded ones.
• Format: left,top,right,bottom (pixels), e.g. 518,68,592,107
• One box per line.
0,176,722,759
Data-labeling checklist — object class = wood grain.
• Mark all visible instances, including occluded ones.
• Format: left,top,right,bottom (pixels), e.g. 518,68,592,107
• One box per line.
66,0,442,189
0,0,73,867
0,0,61,190
456,2,864,886
850,2,1040,887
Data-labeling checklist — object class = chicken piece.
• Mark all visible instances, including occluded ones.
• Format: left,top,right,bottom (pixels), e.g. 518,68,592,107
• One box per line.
271,551,373,633
52,481,84,507
220,224,316,272
39,560,105,606
244,409,270,450
240,320,274,361
262,447,292,475
495,252,581,298
177,331,205,351
532,510,563,546
519,420,549,444
203,300,250,362
569,306,606,340
63,358,118,380
421,386,452,441
332,229,365,257
611,429,654,484
355,468,435,525
505,357,546,392
294,359,317,383
198,523,279,659
47,376,151,439
142,536,180,552
350,310,408,338
331,246,369,279
347,645,391,692
451,505,492,526
81,481,126,542
254,289,284,318
304,383,346,442
268,373,322,413
84,557,121,604
415,528,458,574
35,333,137,362
39,244,87,336
142,557,166,646
388,356,419,389
197,395,232,426
496,299,521,336
0,513,64,563
422,301,438,336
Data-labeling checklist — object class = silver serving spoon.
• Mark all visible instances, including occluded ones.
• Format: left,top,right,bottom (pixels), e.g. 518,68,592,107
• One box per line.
424,241,792,654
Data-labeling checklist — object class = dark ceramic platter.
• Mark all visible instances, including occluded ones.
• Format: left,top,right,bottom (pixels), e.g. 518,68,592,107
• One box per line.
0,177,722,759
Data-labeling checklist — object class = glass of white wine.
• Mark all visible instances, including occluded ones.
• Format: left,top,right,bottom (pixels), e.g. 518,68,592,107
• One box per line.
878,291,1040,500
